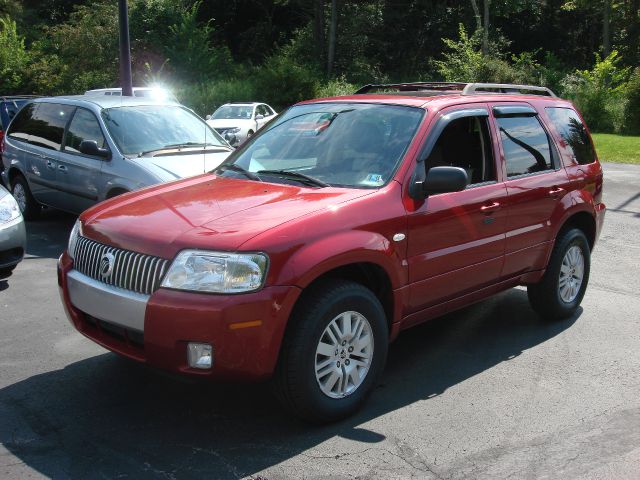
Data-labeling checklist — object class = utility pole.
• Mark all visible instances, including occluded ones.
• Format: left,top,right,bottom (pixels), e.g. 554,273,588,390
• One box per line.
118,0,133,96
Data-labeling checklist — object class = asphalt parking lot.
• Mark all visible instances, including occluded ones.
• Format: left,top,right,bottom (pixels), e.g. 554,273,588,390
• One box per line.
1,162,639,480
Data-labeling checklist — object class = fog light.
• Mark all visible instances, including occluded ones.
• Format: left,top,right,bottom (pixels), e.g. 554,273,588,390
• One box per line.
187,342,213,369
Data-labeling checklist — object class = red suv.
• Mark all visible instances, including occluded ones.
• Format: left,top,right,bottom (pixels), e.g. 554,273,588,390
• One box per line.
58,82,605,422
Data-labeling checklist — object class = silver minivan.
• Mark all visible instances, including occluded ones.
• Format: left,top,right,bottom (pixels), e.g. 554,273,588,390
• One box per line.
1,96,232,218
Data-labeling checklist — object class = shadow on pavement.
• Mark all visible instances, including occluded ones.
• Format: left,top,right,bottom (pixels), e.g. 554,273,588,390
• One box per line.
0,288,579,479
24,209,76,259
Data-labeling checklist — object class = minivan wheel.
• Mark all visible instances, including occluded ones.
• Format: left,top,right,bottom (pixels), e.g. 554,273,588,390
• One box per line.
273,280,388,423
11,175,40,220
527,228,590,321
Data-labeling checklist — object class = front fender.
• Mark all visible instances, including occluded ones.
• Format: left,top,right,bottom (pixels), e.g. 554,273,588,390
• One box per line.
275,229,408,290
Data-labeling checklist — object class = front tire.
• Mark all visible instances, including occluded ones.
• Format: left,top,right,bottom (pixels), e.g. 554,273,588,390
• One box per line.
11,174,40,220
273,280,388,423
0,264,17,278
528,228,591,321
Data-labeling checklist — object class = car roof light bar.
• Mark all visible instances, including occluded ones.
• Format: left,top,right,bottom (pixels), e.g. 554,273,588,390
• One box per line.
461,83,556,97
354,82,556,98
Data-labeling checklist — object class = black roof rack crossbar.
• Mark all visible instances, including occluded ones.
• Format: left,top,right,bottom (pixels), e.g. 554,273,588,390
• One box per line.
354,82,468,94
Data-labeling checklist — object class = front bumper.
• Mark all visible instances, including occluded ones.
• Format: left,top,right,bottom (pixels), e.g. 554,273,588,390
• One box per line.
58,251,301,380
0,216,26,269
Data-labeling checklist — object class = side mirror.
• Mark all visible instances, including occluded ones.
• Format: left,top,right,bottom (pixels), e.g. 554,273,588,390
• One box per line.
79,140,110,159
255,114,264,120
205,114,212,120
409,165,468,199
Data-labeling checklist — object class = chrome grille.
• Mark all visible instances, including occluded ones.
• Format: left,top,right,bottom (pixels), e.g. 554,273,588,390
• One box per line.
72,236,170,295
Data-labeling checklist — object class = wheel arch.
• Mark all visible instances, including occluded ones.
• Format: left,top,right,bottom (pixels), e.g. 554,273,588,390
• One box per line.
300,262,396,331
557,209,597,250
7,166,25,186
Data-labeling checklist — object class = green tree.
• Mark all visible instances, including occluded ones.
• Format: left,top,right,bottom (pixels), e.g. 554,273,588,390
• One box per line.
163,1,232,82
29,1,118,94
0,15,29,92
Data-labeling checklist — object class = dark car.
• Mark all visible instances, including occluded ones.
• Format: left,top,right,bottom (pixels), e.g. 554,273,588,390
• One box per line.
58,82,605,423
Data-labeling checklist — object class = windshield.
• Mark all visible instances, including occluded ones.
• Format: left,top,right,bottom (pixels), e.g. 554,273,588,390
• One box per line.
218,103,424,188
211,105,253,120
102,105,227,156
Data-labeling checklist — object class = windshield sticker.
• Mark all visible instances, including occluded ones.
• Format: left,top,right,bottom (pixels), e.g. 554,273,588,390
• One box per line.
362,173,384,186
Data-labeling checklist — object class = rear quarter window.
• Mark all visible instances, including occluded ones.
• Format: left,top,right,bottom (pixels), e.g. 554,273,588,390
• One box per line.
7,103,36,142
545,107,596,165
496,115,553,177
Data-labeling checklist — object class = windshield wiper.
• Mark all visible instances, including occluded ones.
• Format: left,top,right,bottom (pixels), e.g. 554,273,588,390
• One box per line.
162,142,228,149
138,142,230,157
215,163,262,181
257,169,329,187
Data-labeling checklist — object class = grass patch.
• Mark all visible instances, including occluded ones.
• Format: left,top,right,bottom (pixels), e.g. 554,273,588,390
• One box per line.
592,134,640,165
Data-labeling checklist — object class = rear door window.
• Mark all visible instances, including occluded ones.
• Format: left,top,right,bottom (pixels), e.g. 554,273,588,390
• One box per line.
64,108,107,153
27,103,75,151
496,116,553,177
545,107,596,165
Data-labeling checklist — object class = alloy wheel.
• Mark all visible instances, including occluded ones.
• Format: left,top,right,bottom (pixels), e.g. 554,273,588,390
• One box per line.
12,183,27,213
558,245,585,303
315,311,374,399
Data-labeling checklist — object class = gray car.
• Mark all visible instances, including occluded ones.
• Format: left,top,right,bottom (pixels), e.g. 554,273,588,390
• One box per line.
0,184,26,276
1,96,232,218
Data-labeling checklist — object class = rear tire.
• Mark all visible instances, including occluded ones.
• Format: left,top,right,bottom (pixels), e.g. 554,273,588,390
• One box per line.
272,280,388,423
528,228,590,321
11,174,40,220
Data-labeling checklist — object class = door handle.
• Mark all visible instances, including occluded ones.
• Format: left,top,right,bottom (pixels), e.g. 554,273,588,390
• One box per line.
46,160,56,169
480,202,501,214
58,165,68,173
549,186,565,198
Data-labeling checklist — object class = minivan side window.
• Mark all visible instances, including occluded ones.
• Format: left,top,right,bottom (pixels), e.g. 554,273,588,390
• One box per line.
497,116,553,177
27,103,75,151
64,108,107,153
426,116,496,185
6,103,36,142
545,107,595,165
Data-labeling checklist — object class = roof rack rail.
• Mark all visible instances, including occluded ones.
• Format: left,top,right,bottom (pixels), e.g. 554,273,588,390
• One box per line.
0,95,40,102
354,82,556,97
354,82,468,94
462,83,556,97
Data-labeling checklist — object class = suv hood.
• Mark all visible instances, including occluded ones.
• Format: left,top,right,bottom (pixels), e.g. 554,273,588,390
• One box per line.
131,150,232,181
81,175,373,259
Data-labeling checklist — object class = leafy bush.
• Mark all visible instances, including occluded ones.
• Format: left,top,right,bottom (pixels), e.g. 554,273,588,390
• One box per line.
253,51,318,110
561,51,630,133
434,25,545,85
178,78,257,117
622,68,640,135
314,76,357,98
0,16,29,92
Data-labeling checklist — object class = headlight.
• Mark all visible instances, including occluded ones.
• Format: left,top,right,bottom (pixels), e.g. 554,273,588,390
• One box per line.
161,250,268,293
68,220,82,260
227,127,241,134
0,192,21,225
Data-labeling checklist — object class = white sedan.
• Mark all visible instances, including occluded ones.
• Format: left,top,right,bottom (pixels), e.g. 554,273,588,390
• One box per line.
206,102,277,146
